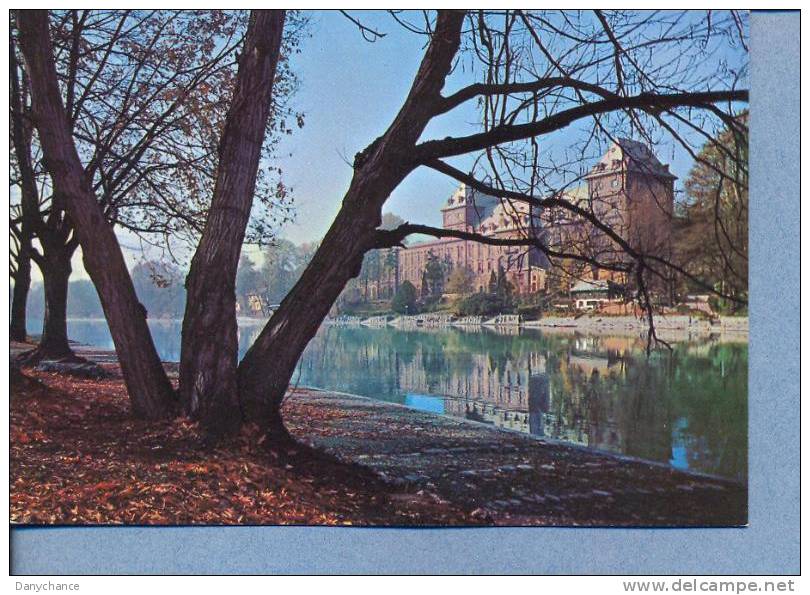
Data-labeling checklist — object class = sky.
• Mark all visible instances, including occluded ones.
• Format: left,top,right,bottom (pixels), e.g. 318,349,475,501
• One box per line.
38,10,745,280
255,10,719,245
272,11,480,245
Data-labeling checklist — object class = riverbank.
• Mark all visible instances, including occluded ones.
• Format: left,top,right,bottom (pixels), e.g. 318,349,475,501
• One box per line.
290,389,746,526
331,312,749,339
10,343,746,526
525,314,748,333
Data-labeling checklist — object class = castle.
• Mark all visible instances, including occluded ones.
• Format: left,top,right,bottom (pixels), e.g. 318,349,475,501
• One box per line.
357,139,675,302
397,185,548,296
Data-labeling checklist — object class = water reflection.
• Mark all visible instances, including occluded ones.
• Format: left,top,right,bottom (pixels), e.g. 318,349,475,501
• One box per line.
299,326,747,481
39,318,747,480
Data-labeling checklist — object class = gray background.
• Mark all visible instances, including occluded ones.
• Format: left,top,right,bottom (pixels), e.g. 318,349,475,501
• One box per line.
10,11,800,575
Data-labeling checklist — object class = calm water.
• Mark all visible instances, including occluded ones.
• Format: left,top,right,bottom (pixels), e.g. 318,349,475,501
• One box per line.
37,318,748,481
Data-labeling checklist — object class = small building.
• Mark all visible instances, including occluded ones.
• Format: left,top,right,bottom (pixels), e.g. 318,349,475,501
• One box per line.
682,294,715,316
571,279,612,310
247,294,267,316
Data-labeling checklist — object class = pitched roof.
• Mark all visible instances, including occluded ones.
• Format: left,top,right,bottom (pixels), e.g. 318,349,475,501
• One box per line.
570,279,609,293
562,184,589,205
586,139,676,179
441,183,499,211
477,200,534,233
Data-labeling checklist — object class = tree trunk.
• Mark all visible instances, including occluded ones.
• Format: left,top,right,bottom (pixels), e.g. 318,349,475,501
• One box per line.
10,243,32,343
179,10,286,436
17,10,175,419
237,203,383,429
10,34,38,343
237,12,465,434
37,246,74,358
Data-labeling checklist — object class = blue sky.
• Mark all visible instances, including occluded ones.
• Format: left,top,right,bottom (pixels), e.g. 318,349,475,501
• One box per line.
273,11,480,245
271,10,724,245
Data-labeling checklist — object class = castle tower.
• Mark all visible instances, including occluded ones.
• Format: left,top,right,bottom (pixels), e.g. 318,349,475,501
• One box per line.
584,139,676,282
440,184,499,232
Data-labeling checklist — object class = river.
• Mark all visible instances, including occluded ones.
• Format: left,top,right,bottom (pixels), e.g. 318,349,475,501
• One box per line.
33,318,748,481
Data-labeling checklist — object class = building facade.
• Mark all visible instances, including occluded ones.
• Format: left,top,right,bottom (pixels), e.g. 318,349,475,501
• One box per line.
360,139,674,301
398,184,548,296
544,139,676,286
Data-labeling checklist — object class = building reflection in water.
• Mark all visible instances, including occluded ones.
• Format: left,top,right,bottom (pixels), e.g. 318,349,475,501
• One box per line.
50,318,747,481
298,325,747,481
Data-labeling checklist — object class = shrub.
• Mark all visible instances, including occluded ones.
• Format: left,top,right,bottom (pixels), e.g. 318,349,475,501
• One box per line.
454,293,514,316
516,304,543,320
391,281,418,314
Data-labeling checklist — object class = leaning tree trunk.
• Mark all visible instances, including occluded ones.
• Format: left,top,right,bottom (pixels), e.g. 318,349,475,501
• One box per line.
36,245,74,359
10,242,32,343
237,11,465,437
17,10,175,419
179,10,285,437
237,202,385,434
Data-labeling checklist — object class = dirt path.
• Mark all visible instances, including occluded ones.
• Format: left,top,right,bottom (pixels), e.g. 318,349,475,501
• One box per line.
286,389,746,527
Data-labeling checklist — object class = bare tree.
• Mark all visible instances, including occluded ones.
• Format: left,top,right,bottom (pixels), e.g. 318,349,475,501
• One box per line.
10,10,301,360
236,10,748,437
18,9,176,416
9,39,37,343
9,209,33,343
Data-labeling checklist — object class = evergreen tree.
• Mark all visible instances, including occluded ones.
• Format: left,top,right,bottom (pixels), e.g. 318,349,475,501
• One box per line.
488,270,498,294
420,270,431,298
424,250,446,296
392,281,417,314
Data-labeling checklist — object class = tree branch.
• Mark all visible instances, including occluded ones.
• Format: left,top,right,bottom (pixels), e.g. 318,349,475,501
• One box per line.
401,160,748,306
414,89,748,162
422,158,642,260
373,222,633,276
437,76,616,115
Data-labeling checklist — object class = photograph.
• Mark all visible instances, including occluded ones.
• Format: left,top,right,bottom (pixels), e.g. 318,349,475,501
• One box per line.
5,5,797,580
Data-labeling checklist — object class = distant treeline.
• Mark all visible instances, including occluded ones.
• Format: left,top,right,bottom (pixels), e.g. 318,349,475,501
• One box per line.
23,240,322,322
25,261,187,322
235,239,318,314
